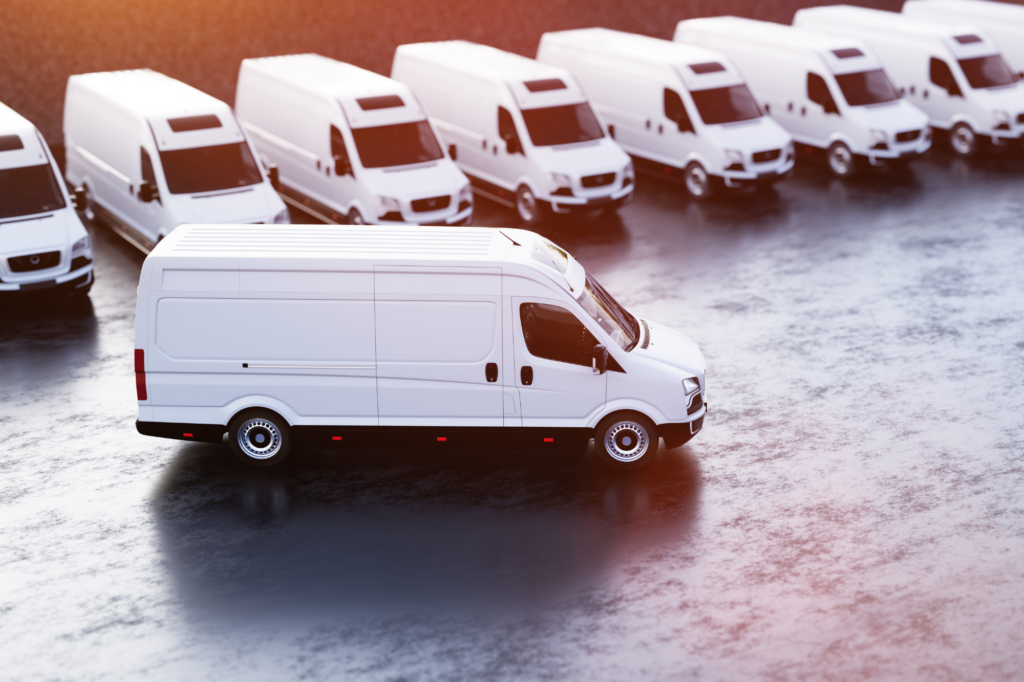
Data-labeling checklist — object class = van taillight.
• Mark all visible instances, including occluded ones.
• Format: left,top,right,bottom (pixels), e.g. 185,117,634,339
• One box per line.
135,349,147,401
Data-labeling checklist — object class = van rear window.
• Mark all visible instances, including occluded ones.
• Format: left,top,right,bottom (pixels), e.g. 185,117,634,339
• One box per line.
168,115,222,132
523,79,567,92
689,62,726,75
954,35,983,45
0,134,24,152
357,95,404,110
832,48,865,59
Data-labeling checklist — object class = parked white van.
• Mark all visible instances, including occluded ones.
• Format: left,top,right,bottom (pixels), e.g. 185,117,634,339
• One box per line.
0,102,93,298
675,17,933,177
904,0,1024,80
64,69,288,253
794,5,1024,156
392,41,634,225
133,225,706,469
236,54,473,227
537,28,794,199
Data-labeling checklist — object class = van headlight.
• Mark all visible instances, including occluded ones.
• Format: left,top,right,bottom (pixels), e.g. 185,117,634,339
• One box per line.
993,110,1011,130
549,172,572,192
272,208,290,225
785,140,795,160
376,196,402,218
682,377,700,396
458,183,473,204
724,149,744,170
71,235,91,256
869,129,888,150
624,160,634,177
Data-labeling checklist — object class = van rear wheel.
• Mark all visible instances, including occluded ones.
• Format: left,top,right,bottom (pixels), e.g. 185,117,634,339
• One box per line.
229,409,291,467
595,412,658,470
827,141,857,178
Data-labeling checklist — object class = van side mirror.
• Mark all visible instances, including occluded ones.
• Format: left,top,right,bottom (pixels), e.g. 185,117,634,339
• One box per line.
138,181,158,203
502,134,523,155
334,155,353,177
267,164,280,189
591,344,608,375
72,187,87,211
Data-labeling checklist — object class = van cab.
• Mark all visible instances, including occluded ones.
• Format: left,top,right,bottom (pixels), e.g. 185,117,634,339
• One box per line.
392,41,634,225
675,17,933,177
537,28,794,199
0,102,93,298
236,54,473,227
64,69,288,253
132,225,706,469
794,5,1024,156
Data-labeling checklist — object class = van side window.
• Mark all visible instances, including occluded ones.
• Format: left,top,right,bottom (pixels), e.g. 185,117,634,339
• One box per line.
807,73,839,114
140,148,160,203
520,302,598,367
330,125,354,177
664,89,694,133
929,58,962,97
498,106,524,154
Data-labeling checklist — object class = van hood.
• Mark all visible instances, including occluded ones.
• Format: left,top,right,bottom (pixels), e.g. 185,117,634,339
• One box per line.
631,317,704,378
969,83,1024,111
365,159,468,200
703,116,791,154
530,138,631,178
0,209,82,258
169,184,276,225
846,100,931,134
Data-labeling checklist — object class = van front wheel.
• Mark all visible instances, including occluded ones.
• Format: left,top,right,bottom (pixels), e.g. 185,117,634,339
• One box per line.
827,141,857,178
229,409,291,467
516,185,544,225
950,123,977,156
348,208,366,225
683,161,714,200
595,412,658,470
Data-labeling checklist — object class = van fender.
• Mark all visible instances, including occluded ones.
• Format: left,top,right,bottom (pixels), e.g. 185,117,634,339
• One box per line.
684,151,716,177
949,112,980,134
826,131,857,154
220,395,301,427
588,398,670,429
514,174,542,202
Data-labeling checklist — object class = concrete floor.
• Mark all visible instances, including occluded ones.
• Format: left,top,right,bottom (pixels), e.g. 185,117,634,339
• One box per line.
3,149,1024,681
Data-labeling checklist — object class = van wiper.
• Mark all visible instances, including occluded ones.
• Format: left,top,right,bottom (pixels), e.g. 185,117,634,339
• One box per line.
499,231,520,246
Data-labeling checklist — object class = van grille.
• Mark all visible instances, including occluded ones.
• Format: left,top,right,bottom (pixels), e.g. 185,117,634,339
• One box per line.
1017,113,1024,124
582,173,615,188
411,195,451,213
687,394,703,415
895,130,921,143
9,251,60,272
690,415,704,434
752,149,781,163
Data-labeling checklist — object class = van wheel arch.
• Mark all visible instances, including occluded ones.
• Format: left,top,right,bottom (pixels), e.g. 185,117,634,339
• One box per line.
228,407,293,467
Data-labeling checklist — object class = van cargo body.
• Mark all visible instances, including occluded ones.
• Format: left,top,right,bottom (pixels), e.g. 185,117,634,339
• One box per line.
904,0,1024,79
391,41,634,225
133,225,706,469
0,101,93,298
794,5,1024,155
64,69,288,253
674,17,932,177
537,28,794,199
235,54,473,227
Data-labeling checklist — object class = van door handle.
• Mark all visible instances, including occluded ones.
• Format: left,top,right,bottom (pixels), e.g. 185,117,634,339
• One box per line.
520,366,533,386
486,362,498,382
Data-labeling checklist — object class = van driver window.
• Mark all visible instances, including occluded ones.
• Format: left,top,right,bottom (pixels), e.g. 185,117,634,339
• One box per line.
330,125,349,161
929,58,962,97
807,73,839,113
520,302,598,367
141,149,156,186
498,106,523,150
664,89,694,132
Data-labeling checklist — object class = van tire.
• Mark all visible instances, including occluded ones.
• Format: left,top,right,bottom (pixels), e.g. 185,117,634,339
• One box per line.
516,184,544,225
595,412,658,470
950,122,977,156
827,141,857,178
82,184,97,222
348,208,366,225
683,161,714,200
228,409,292,467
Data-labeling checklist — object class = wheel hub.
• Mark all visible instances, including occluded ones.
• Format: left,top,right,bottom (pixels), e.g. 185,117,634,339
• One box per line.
605,421,649,462
239,418,282,460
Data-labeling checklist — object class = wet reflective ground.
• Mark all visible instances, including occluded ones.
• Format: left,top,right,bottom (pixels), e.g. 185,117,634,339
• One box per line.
3,149,1024,680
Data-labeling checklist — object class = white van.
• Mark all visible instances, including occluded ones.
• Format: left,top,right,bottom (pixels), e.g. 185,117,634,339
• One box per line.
904,0,1024,80
391,41,634,225
794,5,1024,156
674,17,933,177
235,54,473,227
64,69,288,253
133,224,706,469
0,102,93,298
537,28,794,199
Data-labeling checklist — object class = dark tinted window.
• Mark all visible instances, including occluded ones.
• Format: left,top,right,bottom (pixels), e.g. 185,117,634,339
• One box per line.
520,103,603,146
167,115,221,132
520,302,598,367
141,148,157,185
158,142,262,194
498,106,522,147
832,48,865,59
689,62,725,74
350,120,443,168
953,34,982,45
690,85,762,124
330,125,349,159
664,89,695,132
0,163,66,219
958,56,1015,89
524,79,566,92
0,134,24,152
834,69,899,106
807,72,839,112
356,95,404,111
930,58,963,96
579,270,639,351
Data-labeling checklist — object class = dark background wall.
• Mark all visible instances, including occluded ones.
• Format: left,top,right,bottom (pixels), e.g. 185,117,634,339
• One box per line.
2,0,904,142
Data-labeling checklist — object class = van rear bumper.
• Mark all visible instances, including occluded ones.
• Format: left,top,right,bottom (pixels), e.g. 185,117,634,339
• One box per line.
136,420,227,444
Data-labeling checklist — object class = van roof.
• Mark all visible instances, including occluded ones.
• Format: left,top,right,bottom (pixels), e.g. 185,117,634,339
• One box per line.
906,0,1024,22
0,101,51,171
541,28,745,89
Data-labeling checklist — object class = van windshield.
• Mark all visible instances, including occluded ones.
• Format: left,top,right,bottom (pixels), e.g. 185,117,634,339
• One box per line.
350,121,444,168
520,103,604,146
833,69,899,106
0,164,66,220
689,85,762,125
958,56,1016,89
578,270,639,352
159,142,262,194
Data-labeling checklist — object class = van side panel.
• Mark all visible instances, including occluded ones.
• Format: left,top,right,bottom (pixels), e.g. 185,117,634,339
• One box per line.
64,87,140,207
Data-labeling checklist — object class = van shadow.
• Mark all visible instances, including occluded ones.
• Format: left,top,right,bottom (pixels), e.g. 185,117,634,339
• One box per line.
152,443,702,620
0,293,99,388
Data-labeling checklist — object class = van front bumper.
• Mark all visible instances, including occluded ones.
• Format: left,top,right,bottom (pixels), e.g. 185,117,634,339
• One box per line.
378,202,473,227
660,413,705,449
0,264,93,296
550,185,634,214
722,157,796,188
